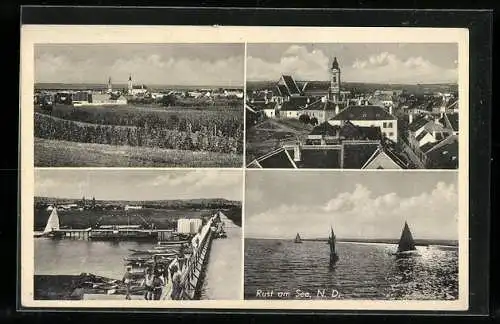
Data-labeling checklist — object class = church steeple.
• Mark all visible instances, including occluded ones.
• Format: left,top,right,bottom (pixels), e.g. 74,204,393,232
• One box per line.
330,57,341,103
127,74,133,93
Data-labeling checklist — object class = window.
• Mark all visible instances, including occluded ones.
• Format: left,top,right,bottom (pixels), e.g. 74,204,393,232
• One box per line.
389,132,394,137
383,122,387,128
388,122,393,128
332,76,337,83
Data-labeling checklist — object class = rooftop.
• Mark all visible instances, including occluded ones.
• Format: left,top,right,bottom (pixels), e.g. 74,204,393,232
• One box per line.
330,105,395,121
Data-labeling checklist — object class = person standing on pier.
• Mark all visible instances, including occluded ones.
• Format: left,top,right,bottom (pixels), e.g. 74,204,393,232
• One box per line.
170,264,182,300
122,266,133,300
152,271,165,300
143,268,154,300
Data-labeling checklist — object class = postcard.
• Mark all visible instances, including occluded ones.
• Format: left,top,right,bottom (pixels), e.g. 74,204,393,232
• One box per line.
20,25,468,311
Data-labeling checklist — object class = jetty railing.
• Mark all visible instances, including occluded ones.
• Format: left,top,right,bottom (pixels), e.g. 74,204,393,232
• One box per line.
162,213,221,300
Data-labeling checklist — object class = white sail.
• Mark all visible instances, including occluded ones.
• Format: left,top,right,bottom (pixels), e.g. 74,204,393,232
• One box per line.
43,207,60,234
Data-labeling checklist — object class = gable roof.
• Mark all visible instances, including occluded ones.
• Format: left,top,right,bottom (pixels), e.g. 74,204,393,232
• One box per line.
281,75,301,95
302,81,331,93
304,100,342,112
330,105,395,121
342,142,380,168
286,146,342,168
274,84,289,97
247,147,296,168
440,113,459,132
408,116,430,132
280,97,310,111
425,135,458,169
415,129,430,142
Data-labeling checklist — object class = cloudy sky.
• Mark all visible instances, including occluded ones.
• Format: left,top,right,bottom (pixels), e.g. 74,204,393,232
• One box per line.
247,43,458,84
245,171,458,240
35,169,243,201
35,43,244,86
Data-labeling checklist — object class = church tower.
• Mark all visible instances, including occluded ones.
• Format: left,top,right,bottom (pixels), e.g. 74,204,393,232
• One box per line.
107,77,112,93
127,74,133,94
329,57,341,103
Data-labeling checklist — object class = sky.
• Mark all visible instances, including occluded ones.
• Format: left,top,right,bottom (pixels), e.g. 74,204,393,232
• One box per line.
245,171,459,240
247,43,458,84
35,43,244,86
35,169,243,201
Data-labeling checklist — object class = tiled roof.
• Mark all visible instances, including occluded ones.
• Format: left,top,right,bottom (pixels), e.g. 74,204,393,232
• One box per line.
408,116,430,132
304,100,341,111
249,147,295,168
280,97,310,111
342,143,380,168
275,84,289,97
425,135,458,169
310,122,340,136
420,140,439,153
302,81,331,93
444,113,459,132
281,75,301,95
330,105,395,121
415,130,430,142
287,147,341,169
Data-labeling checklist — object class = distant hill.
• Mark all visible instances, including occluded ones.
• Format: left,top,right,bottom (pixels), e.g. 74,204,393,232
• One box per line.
34,196,241,209
301,237,458,247
35,83,243,91
246,80,458,94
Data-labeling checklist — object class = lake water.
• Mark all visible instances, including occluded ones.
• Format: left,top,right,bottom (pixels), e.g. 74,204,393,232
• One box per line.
244,239,458,300
34,215,242,300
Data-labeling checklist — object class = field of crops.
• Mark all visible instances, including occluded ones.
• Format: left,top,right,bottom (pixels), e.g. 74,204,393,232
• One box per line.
34,207,214,231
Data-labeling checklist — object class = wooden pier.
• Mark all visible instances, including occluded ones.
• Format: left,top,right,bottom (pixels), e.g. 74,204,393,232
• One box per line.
51,228,175,241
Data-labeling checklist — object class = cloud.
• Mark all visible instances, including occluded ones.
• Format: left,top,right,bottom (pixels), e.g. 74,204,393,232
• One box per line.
35,52,244,86
145,170,243,200
247,45,330,81
351,52,458,83
247,46,457,84
245,182,458,240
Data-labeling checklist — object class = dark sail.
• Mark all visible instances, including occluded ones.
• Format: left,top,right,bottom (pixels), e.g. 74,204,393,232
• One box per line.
397,221,416,252
329,226,339,265
294,233,302,243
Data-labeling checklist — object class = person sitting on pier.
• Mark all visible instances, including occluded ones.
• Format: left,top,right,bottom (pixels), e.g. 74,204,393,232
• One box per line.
152,271,165,300
142,268,154,300
170,264,182,300
122,266,133,300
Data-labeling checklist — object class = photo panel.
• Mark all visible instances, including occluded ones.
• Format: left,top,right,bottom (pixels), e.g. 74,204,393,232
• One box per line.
33,43,244,168
27,169,243,304
244,170,466,310
245,43,459,171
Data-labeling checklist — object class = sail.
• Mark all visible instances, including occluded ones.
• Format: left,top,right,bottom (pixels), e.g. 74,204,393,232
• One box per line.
295,233,302,243
329,227,336,253
43,207,60,234
397,221,416,252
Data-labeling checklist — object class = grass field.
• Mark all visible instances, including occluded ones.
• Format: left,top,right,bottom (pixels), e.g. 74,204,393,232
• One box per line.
35,137,242,167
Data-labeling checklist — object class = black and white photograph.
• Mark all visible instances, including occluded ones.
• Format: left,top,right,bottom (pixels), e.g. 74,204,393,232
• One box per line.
34,43,244,167
245,43,459,170
32,169,242,301
244,170,459,301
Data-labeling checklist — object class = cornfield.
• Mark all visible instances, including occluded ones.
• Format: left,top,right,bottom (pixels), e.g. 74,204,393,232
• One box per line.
35,112,243,154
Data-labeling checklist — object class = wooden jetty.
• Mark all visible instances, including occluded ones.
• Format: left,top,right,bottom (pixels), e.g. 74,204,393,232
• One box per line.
75,211,227,301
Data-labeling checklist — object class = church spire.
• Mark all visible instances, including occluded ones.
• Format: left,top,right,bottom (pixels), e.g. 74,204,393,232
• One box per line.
331,57,340,70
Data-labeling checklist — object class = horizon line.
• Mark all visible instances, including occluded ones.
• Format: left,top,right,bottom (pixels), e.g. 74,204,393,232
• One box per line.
246,80,458,85
35,196,241,202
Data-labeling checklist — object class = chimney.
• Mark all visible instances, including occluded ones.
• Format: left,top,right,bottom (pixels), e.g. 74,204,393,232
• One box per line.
335,104,340,115
409,113,413,124
293,144,301,162
321,96,327,103
389,105,393,116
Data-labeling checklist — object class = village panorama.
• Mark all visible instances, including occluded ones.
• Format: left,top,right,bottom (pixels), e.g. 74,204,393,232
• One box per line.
34,43,244,167
246,44,459,170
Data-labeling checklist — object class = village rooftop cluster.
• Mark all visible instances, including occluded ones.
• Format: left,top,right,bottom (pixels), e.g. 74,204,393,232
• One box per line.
246,57,459,170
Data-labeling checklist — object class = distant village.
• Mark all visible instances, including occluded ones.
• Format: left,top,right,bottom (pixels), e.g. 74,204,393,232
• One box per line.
34,74,244,109
246,57,459,169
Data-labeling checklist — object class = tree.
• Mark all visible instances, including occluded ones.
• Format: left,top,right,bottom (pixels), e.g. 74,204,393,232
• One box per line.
299,114,310,124
161,94,177,107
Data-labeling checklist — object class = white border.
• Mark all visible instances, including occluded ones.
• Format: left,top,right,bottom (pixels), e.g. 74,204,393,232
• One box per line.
20,25,469,311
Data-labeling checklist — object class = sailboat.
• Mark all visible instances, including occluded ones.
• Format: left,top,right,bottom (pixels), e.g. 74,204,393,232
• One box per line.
294,233,302,243
393,221,419,256
34,206,60,238
329,226,339,266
